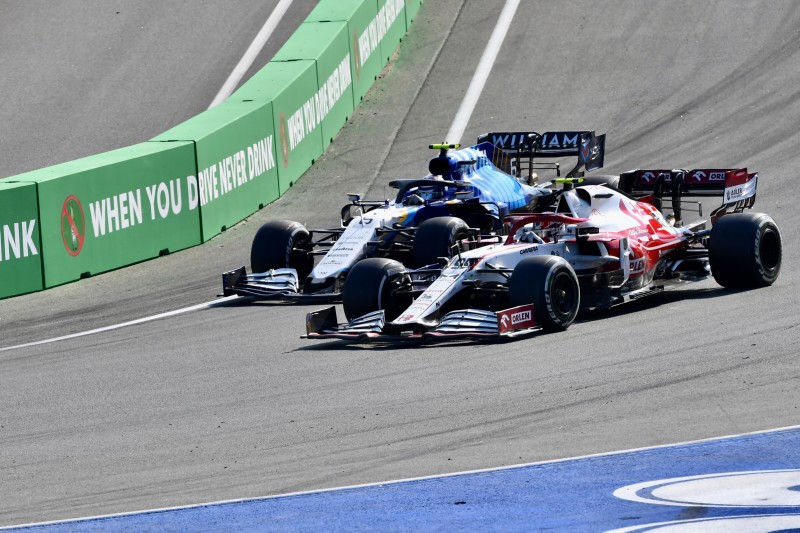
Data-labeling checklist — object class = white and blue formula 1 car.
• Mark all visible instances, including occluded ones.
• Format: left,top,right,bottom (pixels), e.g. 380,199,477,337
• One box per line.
222,130,608,300
304,165,781,343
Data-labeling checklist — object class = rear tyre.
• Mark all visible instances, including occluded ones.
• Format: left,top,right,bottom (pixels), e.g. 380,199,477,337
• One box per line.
509,256,580,331
709,212,782,288
342,258,410,321
411,216,469,268
250,220,314,279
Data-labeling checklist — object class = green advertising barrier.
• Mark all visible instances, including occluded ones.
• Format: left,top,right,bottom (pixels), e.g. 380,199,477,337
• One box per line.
11,142,200,288
273,21,354,150
232,60,323,195
378,0,407,64
152,100,279,241
405,0,422,27
306,0,380,105
0,181,43,299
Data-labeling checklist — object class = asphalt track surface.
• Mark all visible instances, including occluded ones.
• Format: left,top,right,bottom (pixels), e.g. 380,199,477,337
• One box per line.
2,0,799,527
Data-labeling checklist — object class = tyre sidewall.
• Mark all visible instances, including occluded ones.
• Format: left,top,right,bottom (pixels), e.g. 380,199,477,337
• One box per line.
411,217,469,268
342,258,409,321
510,256,580,331
709,213,781,288
250,220,313,278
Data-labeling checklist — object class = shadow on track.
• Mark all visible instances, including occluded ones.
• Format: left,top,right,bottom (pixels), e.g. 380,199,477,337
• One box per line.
292,286,744,352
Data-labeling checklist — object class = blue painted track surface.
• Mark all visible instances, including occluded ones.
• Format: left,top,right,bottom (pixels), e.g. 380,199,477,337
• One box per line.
7,427,800,532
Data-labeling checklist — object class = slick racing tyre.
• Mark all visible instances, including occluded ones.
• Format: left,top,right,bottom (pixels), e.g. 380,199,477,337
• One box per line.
709,212,782,288
250,220,314,279
509,256,580,332
411,216,469,268
342,258,411,321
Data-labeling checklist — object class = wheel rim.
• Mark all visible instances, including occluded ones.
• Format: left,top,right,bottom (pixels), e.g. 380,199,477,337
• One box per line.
289,233,314,279
381,272,411,321
551,271,578,317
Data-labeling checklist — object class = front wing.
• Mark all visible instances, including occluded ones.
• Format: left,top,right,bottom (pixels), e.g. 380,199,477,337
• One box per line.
221,266,341,302
303,305,540,343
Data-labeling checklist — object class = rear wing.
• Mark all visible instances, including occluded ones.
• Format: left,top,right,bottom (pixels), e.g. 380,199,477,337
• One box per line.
618,168,758,222
476,130,606,181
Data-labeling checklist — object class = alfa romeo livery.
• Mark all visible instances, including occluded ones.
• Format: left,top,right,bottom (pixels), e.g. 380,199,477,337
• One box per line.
304,165,781,343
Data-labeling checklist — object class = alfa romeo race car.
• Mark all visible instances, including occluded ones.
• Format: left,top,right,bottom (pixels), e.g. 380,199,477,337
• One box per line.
222,130,608,300
304,166,782,342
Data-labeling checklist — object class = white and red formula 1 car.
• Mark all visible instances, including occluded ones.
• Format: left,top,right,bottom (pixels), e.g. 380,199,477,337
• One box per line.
304,167,782,342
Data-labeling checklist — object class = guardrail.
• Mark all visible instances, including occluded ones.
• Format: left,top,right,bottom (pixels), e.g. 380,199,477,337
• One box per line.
0,0,422,299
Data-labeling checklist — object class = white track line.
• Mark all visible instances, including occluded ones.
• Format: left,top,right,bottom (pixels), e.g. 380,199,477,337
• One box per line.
0,296,239,353
208,0,295,108
2,1,295,351
5,423,800,530
445,0,520,144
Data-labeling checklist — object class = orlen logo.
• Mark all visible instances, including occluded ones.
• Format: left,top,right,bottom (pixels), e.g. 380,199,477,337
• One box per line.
630,257,645,274
510,310,532,324
61,195,85,256
710,171,726,181
641,171,655,183
692,170,707,181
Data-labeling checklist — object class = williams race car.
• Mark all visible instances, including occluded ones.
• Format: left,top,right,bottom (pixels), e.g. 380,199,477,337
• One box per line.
222,130,608,300
304,166,782,342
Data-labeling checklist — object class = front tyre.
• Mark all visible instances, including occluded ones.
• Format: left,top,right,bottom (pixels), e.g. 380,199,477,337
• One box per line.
709,212,781,289
411,216,469,268
342,258,411,321
509,256,580,331
250,220,314,279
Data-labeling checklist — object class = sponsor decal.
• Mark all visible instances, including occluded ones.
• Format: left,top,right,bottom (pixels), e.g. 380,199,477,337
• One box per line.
710,171,725,181
277,54,352,166
630,257,645,274
580,139,599,161
314,54,352,124
59,134,280,254
519,245,538,255
539,132,580,150
1,218,38,262
61,195,85,256
641,171,655,183
487,133,535,150
497,304,536,333
724,176,756,203
356,0,404,70
609,470,800,532
692,170,706,181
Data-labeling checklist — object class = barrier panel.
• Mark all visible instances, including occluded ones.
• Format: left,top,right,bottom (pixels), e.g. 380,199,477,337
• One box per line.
306,0,380,105
11,142,200,288
1,0,424,296
232,61,323,195
152,100,279,241
273,21,355,150
0,181,43,299
405,0,422,27
378,0,407,63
